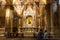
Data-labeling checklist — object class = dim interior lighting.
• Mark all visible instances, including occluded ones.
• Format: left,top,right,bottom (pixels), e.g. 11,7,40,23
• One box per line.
6,8,10,17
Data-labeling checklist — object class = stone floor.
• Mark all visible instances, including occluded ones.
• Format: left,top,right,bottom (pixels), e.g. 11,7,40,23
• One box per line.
0,37,60,40
0,37,36,40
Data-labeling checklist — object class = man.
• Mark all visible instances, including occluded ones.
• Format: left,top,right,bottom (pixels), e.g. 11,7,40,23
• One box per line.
38,29,44,38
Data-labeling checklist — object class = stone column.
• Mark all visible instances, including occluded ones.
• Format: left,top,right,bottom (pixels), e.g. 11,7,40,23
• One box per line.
59,4,60,38
5,0,13,33
39,4,44,29
10,10,13,33
57,0,60,38
5,7,10,32
58,1,60,35
50,0,54,36
40,0,47,30
18,17,22,33
45,0,52,33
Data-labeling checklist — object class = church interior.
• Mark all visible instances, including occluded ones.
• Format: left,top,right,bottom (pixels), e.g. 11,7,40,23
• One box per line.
0,0,60,38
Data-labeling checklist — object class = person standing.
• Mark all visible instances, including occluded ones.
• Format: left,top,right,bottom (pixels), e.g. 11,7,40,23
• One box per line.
44,30,48,39
38,29,44,39
44,30,53,40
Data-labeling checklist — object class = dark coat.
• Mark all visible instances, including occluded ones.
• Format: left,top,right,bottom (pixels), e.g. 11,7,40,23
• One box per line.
38,31,44,38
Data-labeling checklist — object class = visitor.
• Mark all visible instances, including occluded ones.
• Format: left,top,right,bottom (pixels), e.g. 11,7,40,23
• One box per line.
44,30,49,40
37,29,44,39
44,30,53,40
